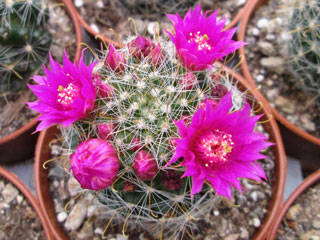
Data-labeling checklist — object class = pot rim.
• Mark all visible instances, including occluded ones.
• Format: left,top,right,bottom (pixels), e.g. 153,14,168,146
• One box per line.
0,166,54,240
34,64,286,240
268,169,320,239
0,0,83,146
73,0,253,48
237,0,320,146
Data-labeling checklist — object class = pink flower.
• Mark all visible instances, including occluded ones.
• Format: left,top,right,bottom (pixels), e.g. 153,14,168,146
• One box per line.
97,123,115,140
179,72,198,90
149,43,165,66
105,44,126,72
128,36,155,60
133,150,158,181
27,50,97,131
198,98,217,110
70,138,119,190
162,170,182,191
166,4,246,71
166,91,272,199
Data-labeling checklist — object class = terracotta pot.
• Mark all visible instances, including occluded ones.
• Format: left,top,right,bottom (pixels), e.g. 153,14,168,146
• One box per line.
0,0,82,165
238,0,320,147
73,0,253,47
34,66,286,240
0,166,54,239
269,169,320,239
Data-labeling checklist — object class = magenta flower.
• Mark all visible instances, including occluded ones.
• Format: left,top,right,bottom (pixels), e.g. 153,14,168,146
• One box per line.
70,139,119,190
133,150,158,181
166,4,246,71
128,36,155,60
27,50,97,131
166,91,272,199
105,44,126,72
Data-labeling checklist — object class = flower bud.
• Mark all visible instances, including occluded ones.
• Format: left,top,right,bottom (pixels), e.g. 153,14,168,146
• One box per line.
70,139,119,190
105,44,126,72
211,83,228,98
179,72,198,90
128,36,155,60
149,43,164,66
97,123,115,140
162,170,182,191
133,150,158,181
96,78,114,98
131,137,143,151
123,180,137,192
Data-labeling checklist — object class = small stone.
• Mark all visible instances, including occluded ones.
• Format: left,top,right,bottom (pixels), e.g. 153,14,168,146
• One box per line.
74,0,83,7
236,0,246,6
134,19,147,35
300,114,316,131
240,228,249,239
147,22,158,36
78,222,94,239
311,236,320,240
258,41,276,56
2,184,19,203
253,218,261,228
57,212,67,223
68,177,82,197
87,205,97,217
312,219,320,229
90,24,100,33
266,34,276,40
53,180,59,188
251,27,260,36
275,96,295,114
257,18,269,28
16,195,23,204
117,233,128,240
213,210,219,216
96,0,104,8
256,74,265,82
64,199,88,231
286,204,301,220
250,191,258,201
94,227,103,235
0,181,4,191
260,57,284,70
225,234,239,240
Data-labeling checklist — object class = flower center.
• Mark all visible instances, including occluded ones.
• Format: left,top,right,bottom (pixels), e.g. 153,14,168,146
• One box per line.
57,83,80,109
187,31,212,51
195,129,234,167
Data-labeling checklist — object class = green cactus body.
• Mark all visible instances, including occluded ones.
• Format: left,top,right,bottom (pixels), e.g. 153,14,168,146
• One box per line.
286,0,320,104
61,40,245,239
0,0,51,94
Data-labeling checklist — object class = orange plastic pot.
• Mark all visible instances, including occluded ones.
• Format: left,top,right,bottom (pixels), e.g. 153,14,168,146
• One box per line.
238,0,320,147
73,0,253,47
34,66,286,240
268,169,320,239
0,0,82,164
0,166,54,239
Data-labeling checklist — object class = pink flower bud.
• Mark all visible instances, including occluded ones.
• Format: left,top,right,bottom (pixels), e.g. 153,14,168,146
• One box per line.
128,36,155,60
105,44,126,72
179,72,198,90
123,180,137,192
211,82,228,98
97,123,115,140
162,170,182,191
70,139,119,190
133,150,158,181
149,43,164,66
96,78,114,98
198,99,217,110
131,137,143,151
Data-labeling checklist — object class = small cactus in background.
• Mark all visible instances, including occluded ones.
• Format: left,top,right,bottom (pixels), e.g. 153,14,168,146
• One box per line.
28,5,272,239
0,0,51,94
285,0,320,104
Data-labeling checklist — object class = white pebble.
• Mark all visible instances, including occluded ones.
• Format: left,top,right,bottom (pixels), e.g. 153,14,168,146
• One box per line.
74,0,83,7
253,218,261,227
256,74,265,82
147,22,158,36
90,24,100,33
96,0,104,8
252,27,260,36
16,195,24,204
57,212,67,222
257,18,269,28
94,227,103,235
213,210,220,216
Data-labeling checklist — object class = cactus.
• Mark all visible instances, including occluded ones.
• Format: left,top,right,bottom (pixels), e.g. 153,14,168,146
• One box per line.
285,0,320,104
0,0,51,94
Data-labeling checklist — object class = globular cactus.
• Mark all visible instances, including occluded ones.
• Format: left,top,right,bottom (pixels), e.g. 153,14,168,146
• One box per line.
0,0,51,94
285,0,320,104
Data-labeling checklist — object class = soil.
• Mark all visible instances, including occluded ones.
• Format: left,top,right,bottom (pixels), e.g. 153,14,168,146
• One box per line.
244,0,320,138
0,0,78,139
46,123,274,240
276,181,320,239
0,178,46,240
74,0,246,41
